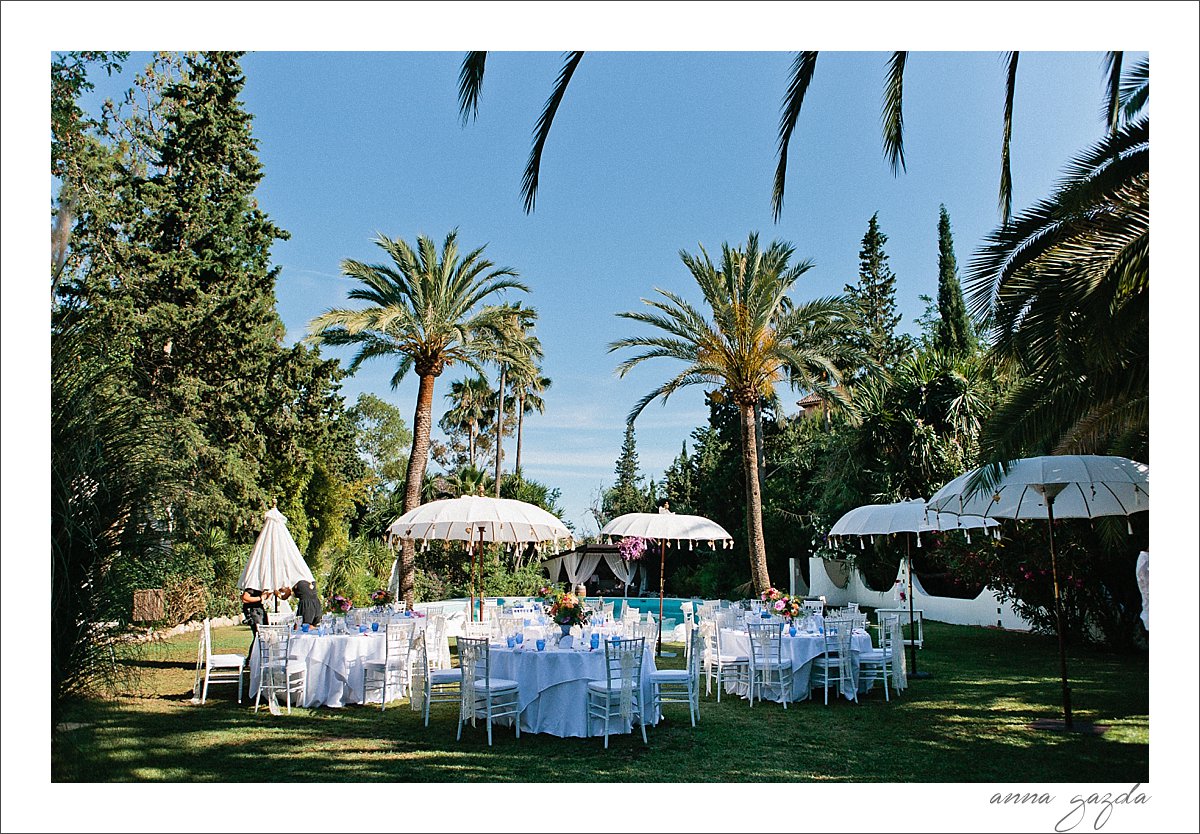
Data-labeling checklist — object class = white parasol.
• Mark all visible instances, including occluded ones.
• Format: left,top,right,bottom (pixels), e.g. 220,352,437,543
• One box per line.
828,499,998,677
928,455,1149,731
238,507,314,611
387,496,572,620
600,512,734,653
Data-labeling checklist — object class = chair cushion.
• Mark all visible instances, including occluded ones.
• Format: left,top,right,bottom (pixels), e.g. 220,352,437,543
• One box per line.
587,679,640,694
651,669,690,682
752,660,793,669
468,678,518,692
209,654,245,667
715,655,748,664
429,669,462,683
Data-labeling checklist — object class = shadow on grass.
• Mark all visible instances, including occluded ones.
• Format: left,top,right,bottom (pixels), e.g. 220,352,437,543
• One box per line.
52,621,1148,783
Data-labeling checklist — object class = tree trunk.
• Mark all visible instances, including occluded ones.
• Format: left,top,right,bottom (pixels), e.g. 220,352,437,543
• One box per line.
468,423,476,469
515,391,525,474
739,402,771,594
494,365,506,497
398,372,437,609
753,400,766,494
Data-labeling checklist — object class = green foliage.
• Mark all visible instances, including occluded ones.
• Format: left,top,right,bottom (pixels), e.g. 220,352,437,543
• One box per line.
436,375,495,470
51,314,177,717
932,515,1148,648
933,205,973,356
969,117,1148,462
600,423,652,523
844,213,910,377
500,472,565,518
349,393,412,494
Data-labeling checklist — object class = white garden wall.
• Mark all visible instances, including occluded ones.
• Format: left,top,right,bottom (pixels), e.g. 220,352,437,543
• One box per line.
805,556,1034,630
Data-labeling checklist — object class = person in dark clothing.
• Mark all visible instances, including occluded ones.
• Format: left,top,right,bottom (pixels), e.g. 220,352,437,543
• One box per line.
279,580,321,627
241,587,274,634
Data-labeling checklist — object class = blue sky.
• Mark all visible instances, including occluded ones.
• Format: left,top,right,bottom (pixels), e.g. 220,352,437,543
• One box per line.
74,49,1145,533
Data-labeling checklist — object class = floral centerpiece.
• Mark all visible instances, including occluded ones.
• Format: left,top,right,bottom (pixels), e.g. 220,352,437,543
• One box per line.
545,588,591,630
761,587,802,622
327,594,353,615
617,536,647,561
369,588,395,608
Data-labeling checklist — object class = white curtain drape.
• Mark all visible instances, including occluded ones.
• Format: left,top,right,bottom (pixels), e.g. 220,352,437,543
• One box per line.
562,552,602,584
602,552,637,588
543,556,564,584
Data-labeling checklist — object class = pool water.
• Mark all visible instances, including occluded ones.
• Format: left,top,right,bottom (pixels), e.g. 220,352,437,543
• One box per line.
421,596,698,625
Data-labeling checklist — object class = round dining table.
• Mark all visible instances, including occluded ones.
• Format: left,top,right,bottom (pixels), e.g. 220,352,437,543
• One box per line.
249,621,424,708
719,626,876,703
485,639,660,738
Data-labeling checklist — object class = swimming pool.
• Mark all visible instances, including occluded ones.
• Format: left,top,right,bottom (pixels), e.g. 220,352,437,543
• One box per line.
416,596,699,625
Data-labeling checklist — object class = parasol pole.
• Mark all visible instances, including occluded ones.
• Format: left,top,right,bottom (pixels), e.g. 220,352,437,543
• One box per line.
657,539,666,656
906,534,918,677
1045,496,1073,730
477,525,486,622
468,529,476,623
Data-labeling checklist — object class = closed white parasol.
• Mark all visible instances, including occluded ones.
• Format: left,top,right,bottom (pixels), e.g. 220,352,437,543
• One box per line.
238,507,314,610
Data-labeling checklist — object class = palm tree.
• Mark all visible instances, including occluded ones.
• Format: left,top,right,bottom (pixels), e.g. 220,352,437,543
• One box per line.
512,370,551,474
966,115,1148,462
484,304,541,497
609,234,861,594
458,51,1132,224
308,231,527,608
440,374,494,468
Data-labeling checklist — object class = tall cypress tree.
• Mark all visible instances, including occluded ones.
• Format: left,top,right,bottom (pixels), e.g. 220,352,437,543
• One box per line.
934,204,972,355
845,213,907,375
603,422,650,519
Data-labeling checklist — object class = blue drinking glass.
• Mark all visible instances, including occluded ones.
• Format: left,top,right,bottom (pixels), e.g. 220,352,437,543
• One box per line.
590,633,600,650
789,625,797,637
301,623,310,633
515,631,524,645
536,639,546,651
371,621,379,632
506,635,515,648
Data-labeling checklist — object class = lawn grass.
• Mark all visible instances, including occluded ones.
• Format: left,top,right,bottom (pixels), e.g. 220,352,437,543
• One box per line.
51,622,1148,782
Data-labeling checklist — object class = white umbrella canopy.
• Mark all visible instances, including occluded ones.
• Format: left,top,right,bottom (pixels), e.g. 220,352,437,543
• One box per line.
387,496,572,620
927,455,1148,520
828,499,999,543
387,495,572,547
828,499,999,678
599,512,734,548
926,455,1149,732
600,512,733,655
237,507,315,593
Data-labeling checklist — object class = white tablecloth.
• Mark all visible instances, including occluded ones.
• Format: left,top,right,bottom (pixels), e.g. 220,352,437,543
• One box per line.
486,643,660,738
250,632,388,708
720,627,875,702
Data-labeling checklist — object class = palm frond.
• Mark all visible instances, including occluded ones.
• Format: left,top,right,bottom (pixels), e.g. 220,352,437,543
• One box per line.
999,51,1020,225
881,51,907,175
458,51,488,125
772,51,819,222
522,51,584,214
1119,58,1148,121
1102,51,1123,134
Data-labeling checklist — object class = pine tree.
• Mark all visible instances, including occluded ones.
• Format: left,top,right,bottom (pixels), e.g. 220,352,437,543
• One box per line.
663,441,696,515
603,423,650,520
845,213,907,375
934,204,973,355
